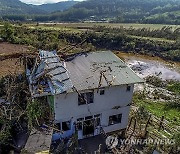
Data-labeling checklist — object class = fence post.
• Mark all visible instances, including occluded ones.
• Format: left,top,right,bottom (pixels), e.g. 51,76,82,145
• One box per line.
158,116,164,131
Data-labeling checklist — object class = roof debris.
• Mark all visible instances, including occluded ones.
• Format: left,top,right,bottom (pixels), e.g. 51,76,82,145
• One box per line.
24,128,53,154
29,50,73,97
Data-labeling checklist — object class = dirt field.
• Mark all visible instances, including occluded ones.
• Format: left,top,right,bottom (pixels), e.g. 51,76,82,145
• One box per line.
36,23,180,31
0,42,28,77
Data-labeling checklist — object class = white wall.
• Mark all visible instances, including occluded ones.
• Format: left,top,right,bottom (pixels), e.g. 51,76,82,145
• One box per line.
54,84,134,132
102,106,130,133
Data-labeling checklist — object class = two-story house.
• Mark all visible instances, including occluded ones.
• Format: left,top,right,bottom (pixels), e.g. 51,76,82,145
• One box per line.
28,50,143,140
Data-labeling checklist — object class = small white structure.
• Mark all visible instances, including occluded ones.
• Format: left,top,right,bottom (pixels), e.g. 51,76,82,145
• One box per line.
28,51,143,140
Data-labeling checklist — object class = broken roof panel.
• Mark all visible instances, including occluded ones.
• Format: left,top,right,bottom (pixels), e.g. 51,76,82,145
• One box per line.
29,50,73,97
24,128,53,154
65,51,144,92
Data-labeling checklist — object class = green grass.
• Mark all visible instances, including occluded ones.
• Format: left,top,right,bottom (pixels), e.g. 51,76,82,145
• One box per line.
167,82,180,94
27,24,81,33
133,93,180,126
128,35,175,43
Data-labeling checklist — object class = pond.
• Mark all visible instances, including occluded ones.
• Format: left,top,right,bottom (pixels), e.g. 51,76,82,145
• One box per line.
117,52,180,81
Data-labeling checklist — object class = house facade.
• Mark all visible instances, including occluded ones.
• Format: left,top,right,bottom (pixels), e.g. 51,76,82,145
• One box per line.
53,84,134,139
28,50,143,140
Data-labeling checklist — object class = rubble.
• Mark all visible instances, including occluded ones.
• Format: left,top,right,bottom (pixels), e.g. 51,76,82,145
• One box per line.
24,128,53,154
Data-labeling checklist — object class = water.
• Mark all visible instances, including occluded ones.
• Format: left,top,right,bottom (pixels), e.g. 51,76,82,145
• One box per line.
117,52,180,81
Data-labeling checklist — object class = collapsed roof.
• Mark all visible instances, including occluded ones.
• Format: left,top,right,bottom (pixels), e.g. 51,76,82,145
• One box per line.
29,50,73,97
28,50,144,97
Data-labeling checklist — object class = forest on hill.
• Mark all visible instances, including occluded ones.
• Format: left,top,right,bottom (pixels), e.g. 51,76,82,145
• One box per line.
51,0,180,24
0,0,78,15
0,0,45,15
0,0,180,24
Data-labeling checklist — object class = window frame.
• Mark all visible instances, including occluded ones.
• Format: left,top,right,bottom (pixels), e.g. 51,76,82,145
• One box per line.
100,89,105,95
126,85,131,92
109,114,122,126
78,91,94,105
62,121,71,131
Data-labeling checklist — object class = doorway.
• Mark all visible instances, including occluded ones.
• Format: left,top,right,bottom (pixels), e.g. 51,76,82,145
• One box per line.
83,119,94,137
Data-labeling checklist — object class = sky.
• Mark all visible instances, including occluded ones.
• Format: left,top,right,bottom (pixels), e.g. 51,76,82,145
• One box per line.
20,0,83,5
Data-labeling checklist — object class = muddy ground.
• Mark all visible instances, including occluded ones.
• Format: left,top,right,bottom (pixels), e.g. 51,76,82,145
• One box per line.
0,42,28,77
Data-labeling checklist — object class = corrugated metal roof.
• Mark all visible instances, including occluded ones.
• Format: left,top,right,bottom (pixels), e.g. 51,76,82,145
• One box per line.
66,51,144,92
29,50,143,97
30,50,73,96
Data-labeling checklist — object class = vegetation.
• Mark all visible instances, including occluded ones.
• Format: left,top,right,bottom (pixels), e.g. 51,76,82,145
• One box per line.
36,0,180,24
26,98,50,128
167,82,180,94
0,77,6,97
0,22,180,62
0,74,28,152
146,76,180,94
0,122,11,145
133,92,180,126
69,0,180,24
0,1,179,153
0,0,45,15
132,82,179,153
1,22,15,42
0,0,78,18
1,0,180,24
172,132,180,146
0,74,51,152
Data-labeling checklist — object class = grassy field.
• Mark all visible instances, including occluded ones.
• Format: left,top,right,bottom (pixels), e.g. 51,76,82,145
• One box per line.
133,93,180,127
128,35,176,43
27,25,81,33
1,22,179,62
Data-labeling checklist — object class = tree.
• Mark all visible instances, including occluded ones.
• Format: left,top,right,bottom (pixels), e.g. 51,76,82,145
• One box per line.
1,22,15,42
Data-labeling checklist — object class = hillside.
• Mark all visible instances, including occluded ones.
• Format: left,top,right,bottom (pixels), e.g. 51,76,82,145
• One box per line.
49,0,180,24
0,0,78,16
1,0,180,24
35,1,78,13
0,0,45,15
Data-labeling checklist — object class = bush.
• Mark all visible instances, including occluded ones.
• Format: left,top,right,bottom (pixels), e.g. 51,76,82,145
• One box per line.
1,22,15,42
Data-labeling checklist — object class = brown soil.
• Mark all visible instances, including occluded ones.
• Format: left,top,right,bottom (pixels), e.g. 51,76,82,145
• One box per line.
0,42,28,54
0,42,29,77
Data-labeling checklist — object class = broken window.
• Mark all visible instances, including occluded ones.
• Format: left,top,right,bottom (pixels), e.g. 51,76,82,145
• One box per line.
78,92,94,105
77,118,83,130
78,93,86,105
85,116,93,120
77,122,82,130
94,114,101,127
62,121,71,131
100,89,105,95
55,123,61,131
77,118,84,121
109,114,122,125
87,92,94,104
126,85,131,91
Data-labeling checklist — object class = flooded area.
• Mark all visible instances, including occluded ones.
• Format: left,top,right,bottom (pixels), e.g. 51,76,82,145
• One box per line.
117,52,180,81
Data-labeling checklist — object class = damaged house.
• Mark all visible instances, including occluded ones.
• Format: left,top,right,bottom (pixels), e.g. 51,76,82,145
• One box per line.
28,50,143,140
